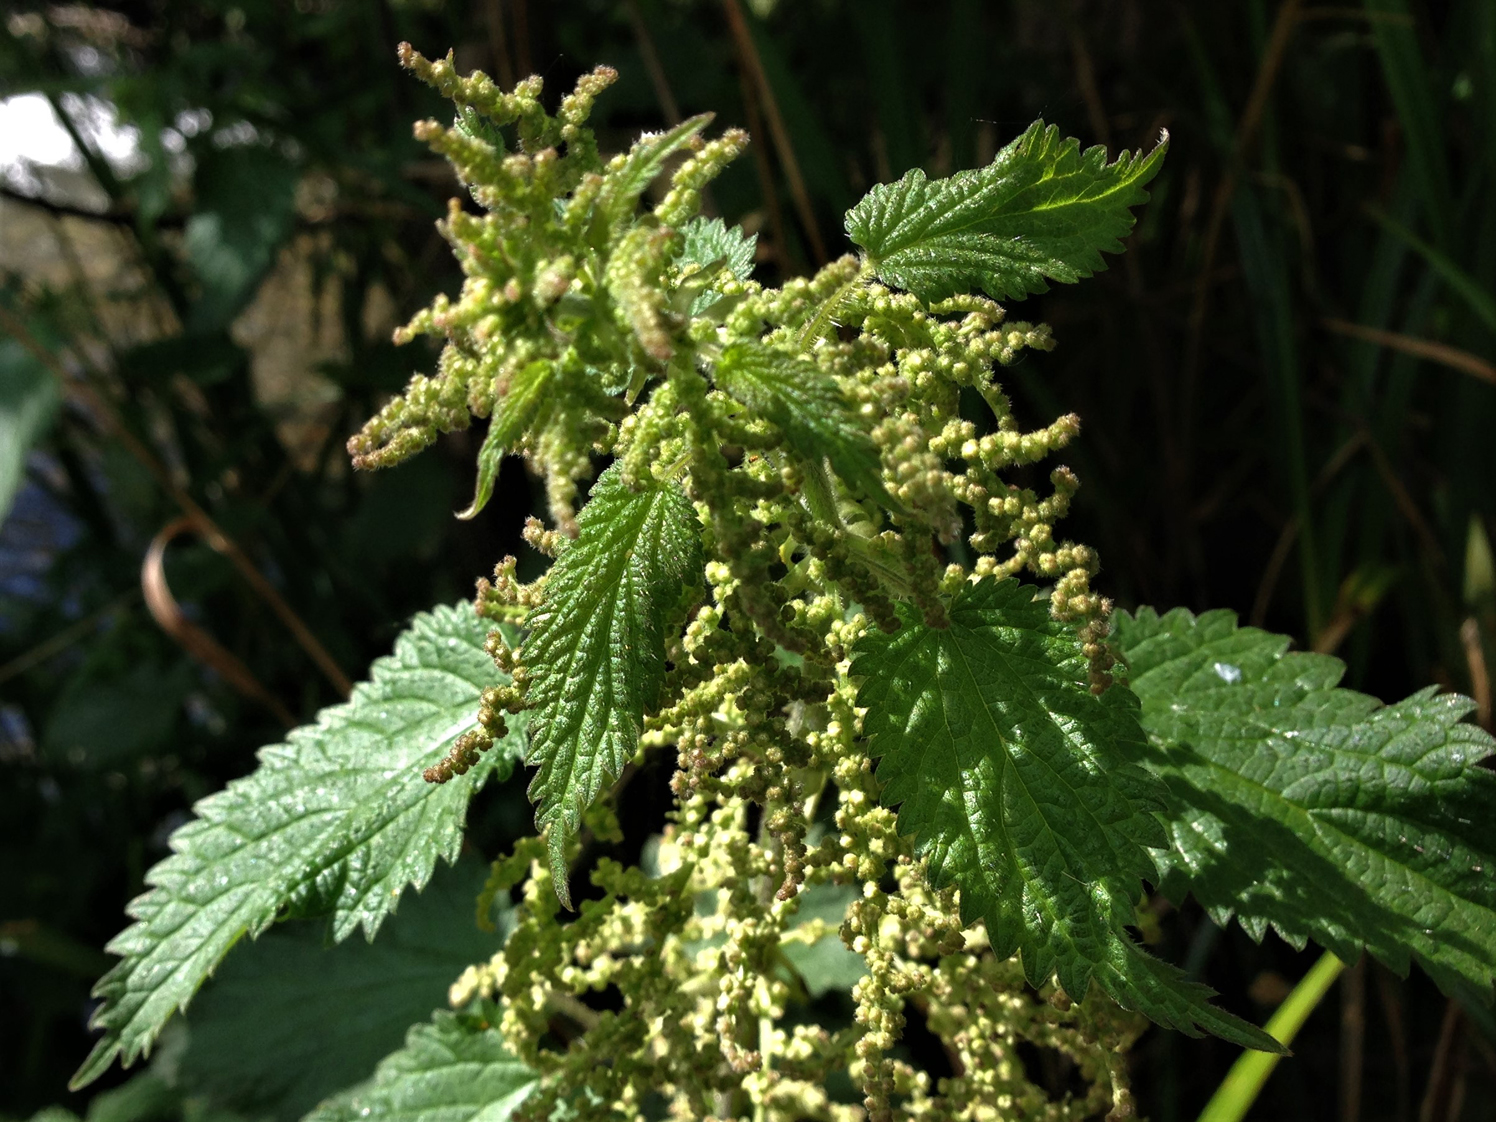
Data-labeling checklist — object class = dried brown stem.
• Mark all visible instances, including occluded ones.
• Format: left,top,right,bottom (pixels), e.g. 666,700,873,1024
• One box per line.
143,518,297,727
1323,317,1496,387
722,0,827,265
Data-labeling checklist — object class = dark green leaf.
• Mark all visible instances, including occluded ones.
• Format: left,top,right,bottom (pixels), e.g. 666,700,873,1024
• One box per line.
74,606,523,1089
183,147,298,332
677,217,758,317
1114,606,1496,1001
715,341,890,508
855,579,1281,1051
178,858,502,1122
845,120,1167,302
303,1005,537,1122
522,464,702,906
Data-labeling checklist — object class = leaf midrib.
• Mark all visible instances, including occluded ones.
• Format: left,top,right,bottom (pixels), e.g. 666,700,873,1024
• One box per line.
882,157,1149,256
926,620,1130,946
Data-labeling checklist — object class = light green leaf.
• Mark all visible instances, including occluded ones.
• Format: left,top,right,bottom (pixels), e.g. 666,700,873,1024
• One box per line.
854,579,1281,1052
178,858,502,1122
781,883,865,996
521,464,702,906
303,1005,537,1122
677,217,758,317
0,338,62,525
714,341,890,507
676,216,757,281
845,120,1167,302
1114,606,1496,1001
594,113,712,234
458,361,554,520
73,605,524,1089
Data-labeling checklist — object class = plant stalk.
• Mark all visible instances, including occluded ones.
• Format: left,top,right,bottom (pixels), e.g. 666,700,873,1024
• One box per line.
1196,950,1346,1122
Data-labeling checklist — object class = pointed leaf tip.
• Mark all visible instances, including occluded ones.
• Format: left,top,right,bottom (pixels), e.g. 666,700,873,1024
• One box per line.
845,118,1168,302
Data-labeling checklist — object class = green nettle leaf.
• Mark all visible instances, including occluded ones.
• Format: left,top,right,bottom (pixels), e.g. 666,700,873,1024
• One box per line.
845,119,1168,302
676,216,757,281
522,463,703,905
594,113,713,233
677,217,758,317
304,1006,537,1122
73,606,524,1089
855,579,1282,1052
459,360,555,520
1114,607,1496,1001
714,341,890,507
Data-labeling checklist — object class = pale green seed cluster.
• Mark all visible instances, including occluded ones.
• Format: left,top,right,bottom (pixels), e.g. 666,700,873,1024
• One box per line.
371,54,1135,1119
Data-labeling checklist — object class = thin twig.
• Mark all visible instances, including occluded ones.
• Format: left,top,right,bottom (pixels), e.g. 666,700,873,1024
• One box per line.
1250,430,1365,627
624,0,681,125
1067,22,1111,148
730,35,790,272
482,0,516,90
624,0,718,219
1339,954,1366,1122
1323,317,1496,387
721,0,827,265
1181,0,1304,476
0,590,139,688
1418,1000,1464,1122
1362,431,1445,566
1372,964,1412,1122
510,0,531,77
0,304,353,698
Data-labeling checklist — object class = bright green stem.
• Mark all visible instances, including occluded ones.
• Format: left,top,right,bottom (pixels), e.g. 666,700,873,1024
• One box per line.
1196,951,1346,1122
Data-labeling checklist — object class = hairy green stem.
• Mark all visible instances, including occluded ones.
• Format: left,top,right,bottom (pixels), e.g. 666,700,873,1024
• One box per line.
1196,951,1345,1122
796,259,875,349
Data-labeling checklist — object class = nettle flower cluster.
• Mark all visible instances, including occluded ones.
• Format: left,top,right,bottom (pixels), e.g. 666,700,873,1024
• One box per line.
358,50,1172,1121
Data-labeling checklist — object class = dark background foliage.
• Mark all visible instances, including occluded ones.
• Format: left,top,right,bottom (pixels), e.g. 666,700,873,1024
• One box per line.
1,1,1492,1119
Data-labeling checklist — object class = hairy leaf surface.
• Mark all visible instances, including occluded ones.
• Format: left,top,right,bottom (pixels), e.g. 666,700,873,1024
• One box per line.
594,113,712,233
855,579,1281,1051
304,1006,537,1122
522,464,702,905
74,606,522,1088
1115,607,1496,1000
845,120,1167,302
677,216,757,281
677,217,758,316
715,341,889,506
459,360,554,520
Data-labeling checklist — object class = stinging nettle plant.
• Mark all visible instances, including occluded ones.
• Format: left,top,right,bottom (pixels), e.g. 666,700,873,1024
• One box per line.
73,47,1496,1122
